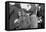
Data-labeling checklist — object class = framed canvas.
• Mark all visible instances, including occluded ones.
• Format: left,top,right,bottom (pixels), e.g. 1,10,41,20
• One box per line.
5,1,45,31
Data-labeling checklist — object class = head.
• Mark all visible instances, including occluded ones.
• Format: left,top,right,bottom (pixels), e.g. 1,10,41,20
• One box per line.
20,3,31,11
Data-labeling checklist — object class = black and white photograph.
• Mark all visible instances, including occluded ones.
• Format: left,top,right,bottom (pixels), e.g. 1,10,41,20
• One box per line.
5,1,45,31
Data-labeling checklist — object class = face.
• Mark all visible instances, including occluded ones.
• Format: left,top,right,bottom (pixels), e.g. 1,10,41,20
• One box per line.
20,3,31,11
